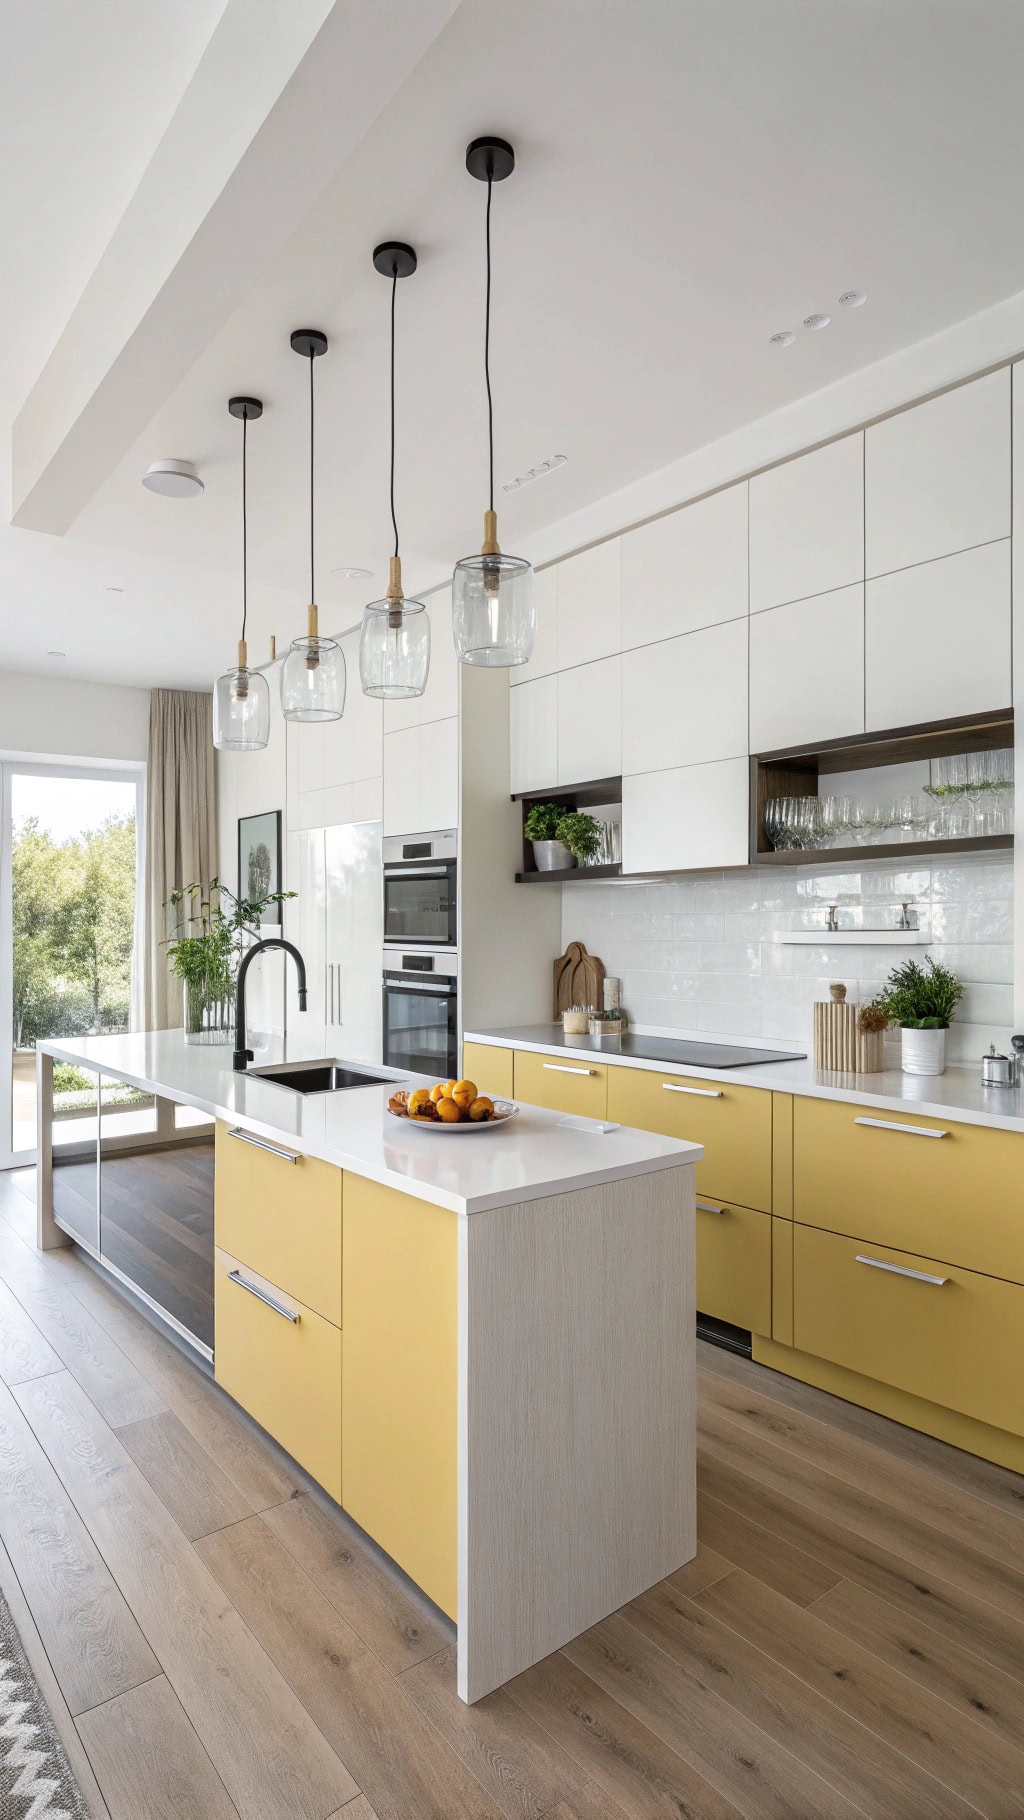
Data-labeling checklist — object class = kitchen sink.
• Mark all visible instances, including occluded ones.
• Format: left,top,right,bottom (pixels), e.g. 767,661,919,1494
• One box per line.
247,1060,395,1095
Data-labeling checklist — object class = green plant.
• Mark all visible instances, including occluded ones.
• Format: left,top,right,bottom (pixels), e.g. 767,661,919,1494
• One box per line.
52,1062,94,1094
164,877,296,1004
554,810,602,864
876,957,964,1030
524,802,563,842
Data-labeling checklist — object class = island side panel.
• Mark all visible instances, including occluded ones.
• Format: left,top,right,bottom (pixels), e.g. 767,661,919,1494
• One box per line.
35,1048,68,1251
457,1163,696,1703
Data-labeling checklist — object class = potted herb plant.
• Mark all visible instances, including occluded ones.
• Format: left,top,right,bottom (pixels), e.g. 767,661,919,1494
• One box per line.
554,810,602,867
876,957,964,1076
165,877,295,1044
524,803,574,871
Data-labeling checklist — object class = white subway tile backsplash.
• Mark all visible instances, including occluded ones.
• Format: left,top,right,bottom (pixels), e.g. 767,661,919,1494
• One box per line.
560,852,1014,1049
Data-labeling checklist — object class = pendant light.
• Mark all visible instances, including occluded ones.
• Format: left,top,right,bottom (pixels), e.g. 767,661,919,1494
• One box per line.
213,397,271,751
280,330,346,722
452,136,535,667
359,242,431,699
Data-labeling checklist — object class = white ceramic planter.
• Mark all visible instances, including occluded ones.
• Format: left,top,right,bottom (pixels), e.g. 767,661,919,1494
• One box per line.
531,839,575,873
900,1026,947,1076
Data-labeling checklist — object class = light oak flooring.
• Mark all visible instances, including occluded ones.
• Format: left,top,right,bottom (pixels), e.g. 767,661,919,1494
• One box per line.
1,1169,1023,1819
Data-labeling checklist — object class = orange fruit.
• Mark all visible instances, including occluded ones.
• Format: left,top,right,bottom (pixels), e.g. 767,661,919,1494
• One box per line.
436,1096,462,1123
468,1096,494,1121
408,1087,432,1116
443,1079,457,1097
429,1083,447,1103
451,1078,478,1111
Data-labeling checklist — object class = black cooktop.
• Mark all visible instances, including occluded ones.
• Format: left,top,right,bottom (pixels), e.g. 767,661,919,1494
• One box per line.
490,1026,805,1069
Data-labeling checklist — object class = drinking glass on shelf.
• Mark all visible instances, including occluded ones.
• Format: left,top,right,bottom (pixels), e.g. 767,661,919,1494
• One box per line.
763,798,785,850
793,797,821,849
817,795,841,849
844,797,869,845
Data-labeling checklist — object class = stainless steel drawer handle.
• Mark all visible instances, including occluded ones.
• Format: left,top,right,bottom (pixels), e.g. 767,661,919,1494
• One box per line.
697,1200,726,1215
543,1063,597,1077
227,1270,301,1321
854,1117,947,1140
663,1083,723,1099
227,1127,300,1164
855,1255,948,1287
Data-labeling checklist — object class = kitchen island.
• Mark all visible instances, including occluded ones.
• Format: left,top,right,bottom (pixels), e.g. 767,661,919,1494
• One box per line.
36,1028,701,1703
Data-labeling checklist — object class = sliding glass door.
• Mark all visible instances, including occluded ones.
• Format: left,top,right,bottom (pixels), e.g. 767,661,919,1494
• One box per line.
0,761,144,1169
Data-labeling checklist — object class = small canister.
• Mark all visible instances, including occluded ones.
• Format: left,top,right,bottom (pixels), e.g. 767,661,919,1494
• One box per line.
981,1043,1016,1087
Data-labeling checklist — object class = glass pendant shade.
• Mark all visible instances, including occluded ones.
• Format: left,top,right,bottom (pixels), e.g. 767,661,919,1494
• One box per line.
280,617,346,722
359,556,430,699
452,539,535,667
213,658,271,751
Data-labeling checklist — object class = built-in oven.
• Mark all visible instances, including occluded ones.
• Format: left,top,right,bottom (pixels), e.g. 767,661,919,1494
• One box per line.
382,830,457,949
382,947,458,1078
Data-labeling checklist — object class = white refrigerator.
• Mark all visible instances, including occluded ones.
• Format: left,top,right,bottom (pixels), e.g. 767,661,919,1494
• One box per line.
285,820,383,1063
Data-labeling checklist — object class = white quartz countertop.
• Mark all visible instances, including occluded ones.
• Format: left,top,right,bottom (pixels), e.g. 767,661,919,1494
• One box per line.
466,1024,1024,1135
39,1029,701,1216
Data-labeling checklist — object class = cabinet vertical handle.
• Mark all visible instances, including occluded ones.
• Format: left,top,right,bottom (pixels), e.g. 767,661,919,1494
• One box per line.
227,1269,301,1321
226,1127,300,1164
663,1083,723,1099
853,1116,947,1139
543,1062,597,1077
855,1254,948,1286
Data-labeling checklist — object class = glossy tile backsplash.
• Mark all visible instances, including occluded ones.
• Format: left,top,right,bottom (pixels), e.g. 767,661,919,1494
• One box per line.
561,852,1013,1064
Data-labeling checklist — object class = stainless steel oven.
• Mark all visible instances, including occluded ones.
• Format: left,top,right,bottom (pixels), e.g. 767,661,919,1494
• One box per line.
382,947,458,1078
382,830,457,949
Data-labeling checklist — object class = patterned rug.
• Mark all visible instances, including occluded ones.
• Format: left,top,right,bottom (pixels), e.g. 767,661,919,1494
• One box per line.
0,1591,90,1819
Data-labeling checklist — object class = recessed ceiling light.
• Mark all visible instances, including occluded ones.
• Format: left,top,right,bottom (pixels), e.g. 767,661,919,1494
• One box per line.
803,313,831,332
768,330,796,348
839,289,867,309
142,458,204,498
47,650,65,659
330,566,372,580
503,453,568,493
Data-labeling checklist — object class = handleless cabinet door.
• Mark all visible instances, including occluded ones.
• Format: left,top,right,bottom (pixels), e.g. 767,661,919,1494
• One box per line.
383,717,458,836
511,566,558,683
622,758,749,874
622,618,747,776
865,539,1011,730
384,589,459,731
557,657,621,785
555,539,622,668
510,675,557,794
621,482,747,649
866,369,1010,576
749,434,864,613
750,584,865,751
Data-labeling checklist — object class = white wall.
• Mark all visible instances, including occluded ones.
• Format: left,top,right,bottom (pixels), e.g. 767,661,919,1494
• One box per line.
216,662,288,1036
0,670,148,761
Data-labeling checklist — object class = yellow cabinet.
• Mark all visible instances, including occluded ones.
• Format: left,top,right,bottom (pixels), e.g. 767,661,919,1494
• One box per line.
462,1041,514,1100
607,1066,773,1211
214,1247,341,1500
513,1049,609,1119
695,1196,772,1334
793,1098,1024,1285
792,1223,1024,1439
214,1120,342,1326
342,1177,458,1619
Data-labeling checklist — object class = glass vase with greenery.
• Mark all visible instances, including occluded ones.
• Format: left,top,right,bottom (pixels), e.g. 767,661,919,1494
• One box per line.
165,878,295,1044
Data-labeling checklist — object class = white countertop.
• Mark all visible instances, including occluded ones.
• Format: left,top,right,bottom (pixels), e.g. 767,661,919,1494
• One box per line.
466,1024,1024,1134
39,1029,701,1216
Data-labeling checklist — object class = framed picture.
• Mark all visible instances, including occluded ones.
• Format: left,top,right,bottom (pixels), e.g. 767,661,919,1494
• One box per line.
238,810,283,925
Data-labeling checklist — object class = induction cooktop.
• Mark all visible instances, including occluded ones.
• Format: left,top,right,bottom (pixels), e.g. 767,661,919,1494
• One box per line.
596,1034,804,1069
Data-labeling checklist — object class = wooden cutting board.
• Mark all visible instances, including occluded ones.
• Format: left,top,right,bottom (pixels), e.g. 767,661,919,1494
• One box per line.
553,942,605,1019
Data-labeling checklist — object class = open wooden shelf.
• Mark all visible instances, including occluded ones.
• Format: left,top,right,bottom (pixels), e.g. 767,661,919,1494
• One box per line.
514,863,622,884
759,834,1012,867
513,776,622,883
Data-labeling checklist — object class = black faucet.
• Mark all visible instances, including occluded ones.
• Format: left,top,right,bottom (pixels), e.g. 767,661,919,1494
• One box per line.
233,939,308,1072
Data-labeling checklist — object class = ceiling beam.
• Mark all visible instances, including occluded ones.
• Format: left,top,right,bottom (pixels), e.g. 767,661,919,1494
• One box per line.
11,0,461,534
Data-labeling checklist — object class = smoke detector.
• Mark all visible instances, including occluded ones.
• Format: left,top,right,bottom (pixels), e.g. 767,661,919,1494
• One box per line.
142,459,204,499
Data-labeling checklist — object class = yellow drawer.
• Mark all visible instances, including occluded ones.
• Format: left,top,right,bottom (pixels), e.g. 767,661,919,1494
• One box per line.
214,1248,341,1500
607,1067,772,1210
696,1196,772,1334
793,1223,1024,1438
462,1041,514,1100
793,1097,1024,1284
214,1120,342,1325
513,1049,608,1118
342,1178,457,1619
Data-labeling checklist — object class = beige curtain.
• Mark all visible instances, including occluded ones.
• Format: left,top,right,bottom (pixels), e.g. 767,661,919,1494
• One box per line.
142,689,218,1031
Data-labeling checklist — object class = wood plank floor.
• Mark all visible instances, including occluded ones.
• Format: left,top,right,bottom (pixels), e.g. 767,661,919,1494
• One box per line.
1,1167,1023,1820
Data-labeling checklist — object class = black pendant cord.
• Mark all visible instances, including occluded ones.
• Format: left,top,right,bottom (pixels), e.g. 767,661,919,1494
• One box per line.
485,174,494,514
309,350,316,608
240,411,248,648
390,267,399,560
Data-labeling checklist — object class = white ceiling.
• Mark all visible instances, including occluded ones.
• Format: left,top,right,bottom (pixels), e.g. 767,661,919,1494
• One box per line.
7,0,1024,689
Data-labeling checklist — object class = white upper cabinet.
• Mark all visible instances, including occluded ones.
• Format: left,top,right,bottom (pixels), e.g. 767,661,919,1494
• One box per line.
621,618,747,776
382,717,458,836
510,566,558,685
865,539,1011,730
865,370,1010,578
620,482,747,649
749,434,863,613
321,632,382,785
557,657,621,785
383,588,459,731
555,539,621,669
749,585,865,753
510,674,557,795
622,758,749,875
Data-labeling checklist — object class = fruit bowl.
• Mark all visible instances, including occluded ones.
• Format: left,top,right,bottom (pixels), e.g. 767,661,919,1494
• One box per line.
387,1080,519,1132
